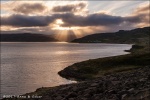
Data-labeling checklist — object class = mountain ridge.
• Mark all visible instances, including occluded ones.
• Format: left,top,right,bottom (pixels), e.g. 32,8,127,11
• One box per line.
72,26,150,45
0,33,58,42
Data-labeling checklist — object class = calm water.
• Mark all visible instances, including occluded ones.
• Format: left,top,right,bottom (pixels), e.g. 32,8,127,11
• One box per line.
0,42,131,97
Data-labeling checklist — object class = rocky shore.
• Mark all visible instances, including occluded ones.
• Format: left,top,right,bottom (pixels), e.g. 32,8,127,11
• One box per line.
3,66,150,100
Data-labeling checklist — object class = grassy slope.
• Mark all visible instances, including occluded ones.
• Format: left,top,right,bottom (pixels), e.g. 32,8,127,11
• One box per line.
59,51,150,81
72,27,150,45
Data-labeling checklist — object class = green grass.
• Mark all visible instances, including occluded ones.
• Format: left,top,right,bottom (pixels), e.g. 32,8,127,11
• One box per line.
97,65,141,76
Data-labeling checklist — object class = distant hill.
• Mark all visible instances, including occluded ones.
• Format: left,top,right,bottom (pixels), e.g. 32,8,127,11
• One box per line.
72,27,150,45
0,33,58,42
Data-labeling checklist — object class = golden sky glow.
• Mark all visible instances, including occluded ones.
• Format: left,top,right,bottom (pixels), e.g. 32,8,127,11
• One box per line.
1,1,149,41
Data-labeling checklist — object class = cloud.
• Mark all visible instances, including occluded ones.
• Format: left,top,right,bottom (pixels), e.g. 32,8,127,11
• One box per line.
59,13,124,27
0,11,146,28
134,4,149,13
1,1,149,42
1,1,88,15
1,2,149,30
59,4,150,27
1,14,55,27
1,1,48,15
0,13,124,27
128,4,150,27
12,3,47,14
52,2,87,13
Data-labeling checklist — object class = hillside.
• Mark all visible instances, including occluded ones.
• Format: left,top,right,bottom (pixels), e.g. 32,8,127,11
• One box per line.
0,33,58,42
60,26,150,81
72,27,150,45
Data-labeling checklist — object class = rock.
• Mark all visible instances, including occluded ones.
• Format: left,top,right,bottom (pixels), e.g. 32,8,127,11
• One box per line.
69,98,74,100
111,81,120,85
128,88,134,93
83,93,90,97
66,92,77,99
109,77,117,81
72,86,78,91
139,78,146,82
108,90,117,94
147,75,150,80
55,96,63,100
121,94,127,100
90,83,99,87
118,90,128,95
80,97,88,100
60,86,71,91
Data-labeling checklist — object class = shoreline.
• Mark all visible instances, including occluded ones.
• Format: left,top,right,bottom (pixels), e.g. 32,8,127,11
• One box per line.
1,43,150,100
0,42,131,98
58,43,149,81
2,65,150,100
58,52,149,81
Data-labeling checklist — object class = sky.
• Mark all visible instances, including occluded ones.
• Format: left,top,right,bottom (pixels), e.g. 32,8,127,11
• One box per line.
1,0,150,41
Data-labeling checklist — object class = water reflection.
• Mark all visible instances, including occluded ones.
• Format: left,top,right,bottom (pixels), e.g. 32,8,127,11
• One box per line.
1,42,131,97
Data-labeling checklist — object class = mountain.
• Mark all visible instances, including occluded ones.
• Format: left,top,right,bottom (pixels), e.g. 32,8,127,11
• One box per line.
72,27,150,45
0,33,58,42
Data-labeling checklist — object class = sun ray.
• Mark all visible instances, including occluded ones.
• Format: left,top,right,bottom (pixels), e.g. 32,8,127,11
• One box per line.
72,29,83,38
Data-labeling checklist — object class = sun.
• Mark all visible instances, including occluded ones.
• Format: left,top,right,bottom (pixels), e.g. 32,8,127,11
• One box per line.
51,19,84,41
56,19,64,25
52,19,80,31
56,27,80,30
56,27,72,30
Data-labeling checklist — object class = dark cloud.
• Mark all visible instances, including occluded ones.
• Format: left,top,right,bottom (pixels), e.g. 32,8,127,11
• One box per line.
1,3,149,28
12,3,46,14
52,2,87,13
1,13,125,27
59,13,124,27
59,4,149,27
127,4,150,27
1,14,55,27
124,15,142,23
